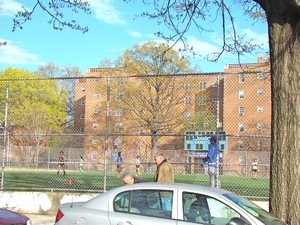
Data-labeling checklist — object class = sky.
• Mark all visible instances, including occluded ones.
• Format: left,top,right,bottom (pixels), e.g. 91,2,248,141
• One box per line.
0,0,269,75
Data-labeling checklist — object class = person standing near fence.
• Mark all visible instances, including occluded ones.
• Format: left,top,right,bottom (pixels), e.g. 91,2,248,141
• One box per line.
203,135,217,188
154,152,174,183
57,151,66,175
251,159,258,179
116,151,123,179
79,156,84,173
135,155,141,176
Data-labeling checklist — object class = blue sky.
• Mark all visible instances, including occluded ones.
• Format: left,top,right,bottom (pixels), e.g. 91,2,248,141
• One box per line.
0,0,269,74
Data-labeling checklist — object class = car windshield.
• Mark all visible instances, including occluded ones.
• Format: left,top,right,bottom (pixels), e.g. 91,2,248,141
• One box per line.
223,193,285,225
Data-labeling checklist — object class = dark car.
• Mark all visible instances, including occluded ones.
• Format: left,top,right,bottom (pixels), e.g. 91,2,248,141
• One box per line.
0,208,31,225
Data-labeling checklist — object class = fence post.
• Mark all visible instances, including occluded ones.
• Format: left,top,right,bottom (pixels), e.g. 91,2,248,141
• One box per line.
1,81,9,191
104,77,111,192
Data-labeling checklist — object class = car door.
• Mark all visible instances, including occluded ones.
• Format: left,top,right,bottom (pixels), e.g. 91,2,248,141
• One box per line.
108,189,177,225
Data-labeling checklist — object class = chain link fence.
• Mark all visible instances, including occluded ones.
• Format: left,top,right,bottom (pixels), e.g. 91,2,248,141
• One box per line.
0,71,271,200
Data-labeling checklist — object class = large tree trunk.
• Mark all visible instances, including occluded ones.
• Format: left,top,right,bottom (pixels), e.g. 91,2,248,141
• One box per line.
267,2,300,224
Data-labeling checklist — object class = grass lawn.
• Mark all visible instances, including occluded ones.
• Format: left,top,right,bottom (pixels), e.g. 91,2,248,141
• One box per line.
2,170,269,199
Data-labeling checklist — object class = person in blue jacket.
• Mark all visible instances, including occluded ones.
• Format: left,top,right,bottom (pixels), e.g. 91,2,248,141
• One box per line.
116,151,123,179
203,135,217,188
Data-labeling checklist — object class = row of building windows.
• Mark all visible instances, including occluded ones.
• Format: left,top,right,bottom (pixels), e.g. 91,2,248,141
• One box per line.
90,138,263,149
80,73,266,94
78,104,264,124
80,81,219,94
79,120,263,135
238,88,265,99
238,139,263,148
239,72,265,83
238,105,265,115
79,87,265,108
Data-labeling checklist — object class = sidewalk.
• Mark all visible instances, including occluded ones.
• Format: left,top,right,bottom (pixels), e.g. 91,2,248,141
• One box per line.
24,213,56,225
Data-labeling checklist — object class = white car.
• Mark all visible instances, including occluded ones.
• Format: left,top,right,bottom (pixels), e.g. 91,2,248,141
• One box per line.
54,182,285,225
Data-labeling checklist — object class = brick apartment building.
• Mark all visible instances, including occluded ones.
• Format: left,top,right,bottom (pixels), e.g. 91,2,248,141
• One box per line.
74,56,271,167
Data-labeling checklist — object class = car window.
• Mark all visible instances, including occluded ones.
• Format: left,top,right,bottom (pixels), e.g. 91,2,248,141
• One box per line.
131,190,173,219
114,191,130,212
114,189,173,219
182,192,249,225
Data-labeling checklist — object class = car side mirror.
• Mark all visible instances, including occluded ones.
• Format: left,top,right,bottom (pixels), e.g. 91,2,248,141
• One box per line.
226,217,248,225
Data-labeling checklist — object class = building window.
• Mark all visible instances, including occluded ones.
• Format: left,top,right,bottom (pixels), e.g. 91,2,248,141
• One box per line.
257,73,264,79
184,82,192,91
184,96,192,105
184,111,191,120
80,114,85,120
79,127,84,133
238,122,245,132
199,82,206,90
212,97,218,102
239,74,246,83
257,106,264,112
115,122,123,132
81,87,86,92
257,140,262,147
93,108,99,114
186,143,191,150
220,144,225,150
196,143,203,150
198,96,206,105
257,122,263,130
116,92,124,101
80,100,85,106
168,84,174,88
257,88,264,96
238,156,245,165
116,78,123,86
188,123,195,130
92,138,98,144
114,138,122,148
94,92,99,98
239,89,245,99
239,106,245,116
262,57,269,63
238,140,244,148
115,108,123,117
93,123,98,129
92,153,97,160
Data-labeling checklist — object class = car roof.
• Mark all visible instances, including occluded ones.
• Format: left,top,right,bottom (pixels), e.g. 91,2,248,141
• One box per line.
109,182,231,194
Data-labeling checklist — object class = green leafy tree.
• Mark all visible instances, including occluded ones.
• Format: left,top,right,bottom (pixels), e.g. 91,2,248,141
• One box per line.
105,41,197,159
0,68,68,160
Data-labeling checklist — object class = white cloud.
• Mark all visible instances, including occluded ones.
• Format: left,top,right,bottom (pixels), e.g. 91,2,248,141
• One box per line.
242,28,268,47
186,36,220,56
129,31,142,38
89,0,126,24
0,39,45,66
0,0,28,17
